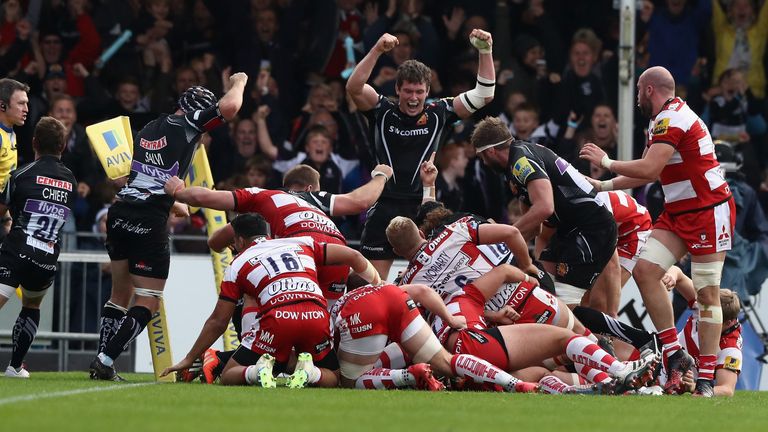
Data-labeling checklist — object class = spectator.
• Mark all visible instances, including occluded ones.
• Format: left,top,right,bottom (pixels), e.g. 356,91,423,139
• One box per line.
497,90,528,137
272,125,359,195
708,68,762,143
565,103,618,173
242,155,279,189
363,0,440,67
324,0,363,79
512,102,548,145
435,142,468,212
712,0,768,98
552,28,606,136
643,0,712,89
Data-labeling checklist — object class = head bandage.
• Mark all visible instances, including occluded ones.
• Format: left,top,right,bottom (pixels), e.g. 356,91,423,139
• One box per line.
476,138,511,154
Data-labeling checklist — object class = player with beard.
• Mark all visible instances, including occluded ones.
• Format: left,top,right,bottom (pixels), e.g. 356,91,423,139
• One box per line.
346,29,495,279
580,66,735,396
471,117,618,313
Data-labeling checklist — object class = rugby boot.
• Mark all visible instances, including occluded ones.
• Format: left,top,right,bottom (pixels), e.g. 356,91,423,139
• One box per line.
613,351,660,393
201,348,220,384
5,365,30,378
287,352,314,389
407,363,445,391
176,357,203,382
692,379,715,397
89,357,126,382
663,349,695,395
255,354,277,388
512,381,540,393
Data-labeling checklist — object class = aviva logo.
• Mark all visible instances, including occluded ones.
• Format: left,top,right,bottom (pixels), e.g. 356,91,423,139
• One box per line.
102,130,123,151
151,312,167,356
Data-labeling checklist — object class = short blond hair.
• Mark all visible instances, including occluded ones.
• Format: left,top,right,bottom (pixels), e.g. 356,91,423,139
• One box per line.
720,289,741,321
385,216,421,255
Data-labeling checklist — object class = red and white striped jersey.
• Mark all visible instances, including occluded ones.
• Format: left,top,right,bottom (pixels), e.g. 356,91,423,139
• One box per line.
219,236,327,314
679,314,743,375
647,97,731,214
232,187,345,241
597,191,652,240
399,215,512,309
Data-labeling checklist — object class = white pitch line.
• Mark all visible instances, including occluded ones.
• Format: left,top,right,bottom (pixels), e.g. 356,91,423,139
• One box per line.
0,382,155,407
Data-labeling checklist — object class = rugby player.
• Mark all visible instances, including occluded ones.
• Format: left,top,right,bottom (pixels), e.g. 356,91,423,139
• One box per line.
580,66,734,396
166,162,392,307
387,213,594,339
0,117,76,377
332,282,539,392
90,73,249,381
347,29,495,279
471,117,619,313
160,213,381,388
414,261,658,392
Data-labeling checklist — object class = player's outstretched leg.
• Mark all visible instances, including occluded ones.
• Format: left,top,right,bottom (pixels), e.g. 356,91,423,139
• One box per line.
353,364,444,391
6,306,40,378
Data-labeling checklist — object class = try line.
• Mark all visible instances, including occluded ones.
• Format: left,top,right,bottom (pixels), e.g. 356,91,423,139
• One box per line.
0,382,155,407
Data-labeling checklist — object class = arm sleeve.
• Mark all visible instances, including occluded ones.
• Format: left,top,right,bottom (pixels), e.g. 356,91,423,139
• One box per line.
184,104,226,133
306,191,334,214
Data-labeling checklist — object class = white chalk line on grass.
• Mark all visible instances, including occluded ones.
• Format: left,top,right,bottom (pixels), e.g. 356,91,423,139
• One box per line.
0,382,156,407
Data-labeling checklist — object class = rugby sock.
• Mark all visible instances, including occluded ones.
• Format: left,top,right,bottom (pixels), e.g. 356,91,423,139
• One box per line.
698,354,717,381
98,301,128,354
572,306,655,348
10,307,40,369
451,354,527,392
582,328,599,343
565,335,624,374
355,368,415,389
574,363,612,384
538,375,573,394
374,343,410,369
102,306,152,362
658,327,682,360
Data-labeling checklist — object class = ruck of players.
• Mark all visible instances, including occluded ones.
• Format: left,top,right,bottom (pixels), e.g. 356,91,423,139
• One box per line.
1,11,757,399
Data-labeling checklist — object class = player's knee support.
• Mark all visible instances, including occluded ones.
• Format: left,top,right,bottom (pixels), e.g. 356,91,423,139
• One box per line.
637,237,677,272
134,287,164,299
340,360,375,380
0,284,15,299
691,261,724,291
412,335,442,364
697,304,723,325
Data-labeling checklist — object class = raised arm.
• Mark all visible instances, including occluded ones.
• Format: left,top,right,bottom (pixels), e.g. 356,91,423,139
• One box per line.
164,176,235,210
218,72,248,121
452,29,496,119
346,34,398,111
331,164,393,216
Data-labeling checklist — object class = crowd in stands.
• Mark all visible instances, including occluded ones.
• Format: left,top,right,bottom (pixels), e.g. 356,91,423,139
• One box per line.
2,0,767,245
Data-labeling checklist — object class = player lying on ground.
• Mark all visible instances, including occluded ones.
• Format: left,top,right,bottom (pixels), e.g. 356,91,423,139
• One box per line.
161,213,381,388
386,214,595,340
332,282,538,392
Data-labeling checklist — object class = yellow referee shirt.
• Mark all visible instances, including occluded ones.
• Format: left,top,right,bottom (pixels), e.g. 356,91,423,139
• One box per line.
0,123,18,192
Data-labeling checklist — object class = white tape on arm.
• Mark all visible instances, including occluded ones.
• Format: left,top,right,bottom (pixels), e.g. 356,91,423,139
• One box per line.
460,76,494,113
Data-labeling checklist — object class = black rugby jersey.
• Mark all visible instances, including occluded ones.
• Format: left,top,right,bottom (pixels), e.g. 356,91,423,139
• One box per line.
118,105,225,216
505,141,612,230
0,156,77,255
363,96,458,200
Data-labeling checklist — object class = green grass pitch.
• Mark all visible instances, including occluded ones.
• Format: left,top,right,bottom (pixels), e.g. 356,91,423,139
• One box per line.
1,373,766,432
